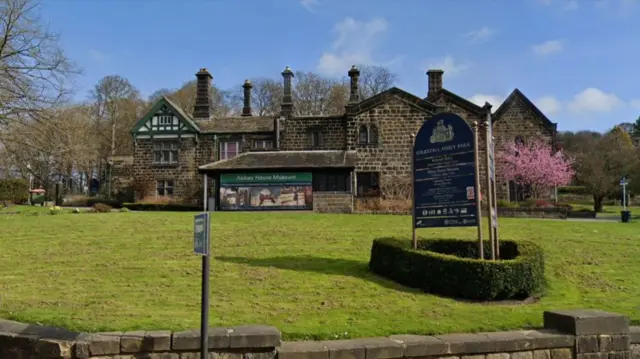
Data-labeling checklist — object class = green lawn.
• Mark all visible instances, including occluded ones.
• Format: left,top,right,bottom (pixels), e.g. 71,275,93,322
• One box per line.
1,209,640,340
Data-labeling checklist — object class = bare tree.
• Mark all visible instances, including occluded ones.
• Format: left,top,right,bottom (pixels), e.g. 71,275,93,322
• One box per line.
246,77,282,116
154,80,240,117
293,71,338,116
0,0,79,127
90,75,143,197
356,64,398,100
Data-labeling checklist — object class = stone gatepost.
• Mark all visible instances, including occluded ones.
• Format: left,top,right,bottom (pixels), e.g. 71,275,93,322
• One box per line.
543,310,630,359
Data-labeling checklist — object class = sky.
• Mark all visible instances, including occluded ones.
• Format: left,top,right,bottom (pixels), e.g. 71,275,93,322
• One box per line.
39,0,640,133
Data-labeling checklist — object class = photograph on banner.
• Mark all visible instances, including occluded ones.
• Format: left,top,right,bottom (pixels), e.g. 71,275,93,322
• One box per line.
219,172,313,210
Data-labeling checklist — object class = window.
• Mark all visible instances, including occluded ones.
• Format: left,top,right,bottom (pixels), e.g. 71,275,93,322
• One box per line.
369,124,379,144
220,141,239,160
158,115,173,125
357,172,380,197
313,172,349,192
309,131,321,147
156,180,174,197
153,142,179,165
358,125,369,144
254,140,273,150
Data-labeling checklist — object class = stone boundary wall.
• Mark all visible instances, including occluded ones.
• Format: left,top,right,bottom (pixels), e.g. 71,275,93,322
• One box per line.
0,309,636,359
313,192,353,213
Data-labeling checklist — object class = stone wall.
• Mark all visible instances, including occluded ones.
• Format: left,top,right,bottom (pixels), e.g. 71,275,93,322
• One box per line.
279,116,346,151
313,192,353,213
349,98,429,196
491,95,554,201
132,136,214,202
0,309,634,359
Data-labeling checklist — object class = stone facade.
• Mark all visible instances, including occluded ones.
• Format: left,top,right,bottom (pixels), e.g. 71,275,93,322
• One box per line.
0,309,634,359
128,67,557,209
313,192,353,213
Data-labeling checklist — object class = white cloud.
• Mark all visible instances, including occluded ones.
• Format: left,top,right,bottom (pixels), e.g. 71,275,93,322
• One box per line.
567,88,624,113
317,17,391,75
470,94,505,110
630,99,640,108
424,56,472,76
536,96,562,115
88,49,110,62
464,27,495,43
537,0,579,10
532,40,563,55
300,0,318,12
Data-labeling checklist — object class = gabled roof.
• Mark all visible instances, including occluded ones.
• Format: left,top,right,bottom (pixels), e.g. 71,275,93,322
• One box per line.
131,96,199,134
198,150,357,172
493,88,556,129
197,116,275,133
347,87,438,116
426,89,485,115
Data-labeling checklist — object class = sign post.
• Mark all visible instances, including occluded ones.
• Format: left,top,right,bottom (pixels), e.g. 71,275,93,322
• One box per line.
621,177,628,210
412,112,482,257
195,173,211,359
482,102,499,260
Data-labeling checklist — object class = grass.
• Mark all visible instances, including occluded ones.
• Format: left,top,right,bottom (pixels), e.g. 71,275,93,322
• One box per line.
1,209,640,340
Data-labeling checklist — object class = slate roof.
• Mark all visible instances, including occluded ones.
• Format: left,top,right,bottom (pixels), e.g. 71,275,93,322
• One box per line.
198,150,357,172
425,89,485,115
196,116,275,133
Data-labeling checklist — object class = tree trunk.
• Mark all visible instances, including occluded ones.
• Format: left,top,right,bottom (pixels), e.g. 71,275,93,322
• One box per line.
593,194,605,213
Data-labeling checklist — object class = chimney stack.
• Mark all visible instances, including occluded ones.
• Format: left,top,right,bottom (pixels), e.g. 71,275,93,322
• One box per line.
280,66,294,118
242,79,253,117
194,68,213,120
348,65,360,104
426,69,444,98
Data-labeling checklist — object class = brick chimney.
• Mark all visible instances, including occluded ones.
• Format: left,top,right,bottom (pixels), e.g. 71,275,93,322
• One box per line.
426,69,444,98
280,66,294,118
348,65,360,104
194,68,212,120
242,79,253,117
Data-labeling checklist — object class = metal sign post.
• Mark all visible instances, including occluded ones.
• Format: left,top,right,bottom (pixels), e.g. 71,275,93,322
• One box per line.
194,174,211,359
620,177,628,211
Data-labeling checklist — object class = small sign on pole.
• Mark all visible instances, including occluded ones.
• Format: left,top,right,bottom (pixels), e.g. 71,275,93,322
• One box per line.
620,177,628,211
194,212,210,256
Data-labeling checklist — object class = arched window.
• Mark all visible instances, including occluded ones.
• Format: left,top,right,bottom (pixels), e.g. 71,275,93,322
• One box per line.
358,125,368,144
369,124,379,144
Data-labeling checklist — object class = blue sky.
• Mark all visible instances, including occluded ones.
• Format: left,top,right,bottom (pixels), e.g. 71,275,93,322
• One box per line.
40,0,639,133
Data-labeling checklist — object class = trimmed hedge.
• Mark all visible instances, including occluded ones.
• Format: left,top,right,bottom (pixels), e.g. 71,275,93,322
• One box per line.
369,238,545,301
0,179,29,203
557,186,590,195
62,197,123,209
122,203,201,212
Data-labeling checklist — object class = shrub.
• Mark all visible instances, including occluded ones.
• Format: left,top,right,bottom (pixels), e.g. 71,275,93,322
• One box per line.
355,198,411,212
0,179,29,203
496,199,518,208
369,238,545,301
63,196,123,209
557,186,590,195
91,203,113,213
119,207,131,212
123,202,201,212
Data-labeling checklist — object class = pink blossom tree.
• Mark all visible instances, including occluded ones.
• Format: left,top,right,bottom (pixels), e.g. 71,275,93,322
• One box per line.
495,138,575,200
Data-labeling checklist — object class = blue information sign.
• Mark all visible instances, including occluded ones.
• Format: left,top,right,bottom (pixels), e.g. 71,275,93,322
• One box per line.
413,112,478,228
194,212,210,256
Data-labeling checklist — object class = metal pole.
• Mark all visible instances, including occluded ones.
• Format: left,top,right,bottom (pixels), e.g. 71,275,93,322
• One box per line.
483,122,495,260
201,173,209,359
472,121,483,260
623,183,627,211
411,134,417,250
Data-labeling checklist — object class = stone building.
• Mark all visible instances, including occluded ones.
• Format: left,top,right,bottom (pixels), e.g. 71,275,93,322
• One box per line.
129,66,557,211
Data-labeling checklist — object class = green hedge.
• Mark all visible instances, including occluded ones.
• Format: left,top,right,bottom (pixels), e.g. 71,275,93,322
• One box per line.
122,203,202,212
62,197,123,209
557,186,590,195
0,179,29,203
369,238,546,301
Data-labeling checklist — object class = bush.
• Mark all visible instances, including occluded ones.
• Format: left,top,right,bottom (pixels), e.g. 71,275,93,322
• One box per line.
49,206,64,215
64,196,123,209
496,199,517,208
557,186,590,195
91,203,113,213
355,198,411,212
369,238,545,301
0,179,29,203
123,202,201,212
